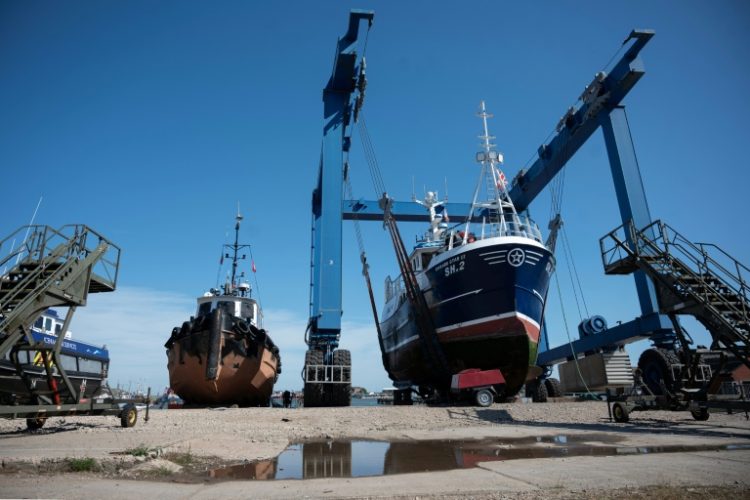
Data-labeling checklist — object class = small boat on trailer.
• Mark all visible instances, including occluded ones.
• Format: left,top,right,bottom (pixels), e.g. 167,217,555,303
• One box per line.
165,212,281,407
0,223,144,429
0,309,110,406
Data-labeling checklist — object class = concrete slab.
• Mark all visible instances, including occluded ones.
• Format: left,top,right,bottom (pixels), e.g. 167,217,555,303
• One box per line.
1,450,748,499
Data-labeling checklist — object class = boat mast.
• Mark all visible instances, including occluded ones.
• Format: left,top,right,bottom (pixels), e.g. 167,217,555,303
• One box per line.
221,207,253,298
230,210,242,288
465,101,518,239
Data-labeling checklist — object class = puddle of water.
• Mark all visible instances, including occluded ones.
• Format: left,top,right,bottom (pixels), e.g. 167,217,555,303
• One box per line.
208,435,750,481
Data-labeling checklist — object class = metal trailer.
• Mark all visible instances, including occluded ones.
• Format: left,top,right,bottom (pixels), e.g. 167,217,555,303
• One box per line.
0,224,148,429
1,392,151,430
606,368,749,423
451,369,506,408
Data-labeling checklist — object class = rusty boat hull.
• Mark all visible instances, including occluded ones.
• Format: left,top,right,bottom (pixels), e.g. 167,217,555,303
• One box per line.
165,308,280,406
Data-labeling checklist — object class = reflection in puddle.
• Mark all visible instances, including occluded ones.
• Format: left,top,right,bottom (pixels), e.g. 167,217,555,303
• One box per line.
208,435,750,481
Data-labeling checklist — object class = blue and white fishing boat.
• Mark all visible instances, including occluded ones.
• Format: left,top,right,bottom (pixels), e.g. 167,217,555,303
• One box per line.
379,102,556,398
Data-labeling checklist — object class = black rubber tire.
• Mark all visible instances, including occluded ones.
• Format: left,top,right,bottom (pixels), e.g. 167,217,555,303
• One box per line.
475,389,494,407
26,416,46,431
418,386,433,400
544,377,563,398
304,349,325,379
638,348,680,395
303,350,325,407
527,380,548,403
333,349,352,382
612,402,629,423
120,404,138,428
691,407,710,421
332,349,352,407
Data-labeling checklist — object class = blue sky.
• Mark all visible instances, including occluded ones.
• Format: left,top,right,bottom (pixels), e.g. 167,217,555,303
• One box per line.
2,1,749,394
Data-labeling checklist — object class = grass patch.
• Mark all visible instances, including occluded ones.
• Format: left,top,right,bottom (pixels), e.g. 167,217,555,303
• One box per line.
145,466,175,477
125,444,153,457
67,457,99,472
165,450,194,466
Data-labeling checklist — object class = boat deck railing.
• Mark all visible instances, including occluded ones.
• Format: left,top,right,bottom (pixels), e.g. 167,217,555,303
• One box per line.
451,212,544,246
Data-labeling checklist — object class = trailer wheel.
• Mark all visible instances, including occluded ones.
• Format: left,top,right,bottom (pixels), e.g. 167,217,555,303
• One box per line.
26,416,46,431
475,389,493,407
612,402,629,423
691,407,710,421
120,404,138,428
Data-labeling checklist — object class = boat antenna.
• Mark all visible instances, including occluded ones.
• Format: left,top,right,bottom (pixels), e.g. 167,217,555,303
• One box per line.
7,196,43,268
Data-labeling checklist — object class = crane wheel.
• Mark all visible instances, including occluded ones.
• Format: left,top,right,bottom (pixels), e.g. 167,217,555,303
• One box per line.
333,350,352,406
526,379,548,402
638,348,680,396
544,377,563,398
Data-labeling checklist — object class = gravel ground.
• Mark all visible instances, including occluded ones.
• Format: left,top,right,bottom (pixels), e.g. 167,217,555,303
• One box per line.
1,401,749,498
1,401,748,462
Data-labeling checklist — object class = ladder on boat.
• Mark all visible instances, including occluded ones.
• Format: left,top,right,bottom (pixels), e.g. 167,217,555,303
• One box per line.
0,225,120,403
600,220,749,368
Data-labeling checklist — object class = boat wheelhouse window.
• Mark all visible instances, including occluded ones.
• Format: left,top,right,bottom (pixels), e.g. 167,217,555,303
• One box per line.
421,253,433,268
44,317,52,332
78,358,102,374
217,301,235,315
240,302,254,320
198,302,211,316
34,317,44,329
55,324,62,335
60,354,77,372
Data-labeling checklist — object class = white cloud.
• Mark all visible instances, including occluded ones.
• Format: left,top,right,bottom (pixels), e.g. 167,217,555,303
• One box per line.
72,286,194,395
70,287,392,396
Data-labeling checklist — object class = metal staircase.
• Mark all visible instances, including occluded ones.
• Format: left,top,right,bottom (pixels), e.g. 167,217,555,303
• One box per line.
600,220,749,368
0,225,120,402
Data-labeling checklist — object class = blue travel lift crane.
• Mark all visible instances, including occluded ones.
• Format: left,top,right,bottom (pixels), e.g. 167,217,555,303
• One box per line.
304,10,373,406
308,13,750,412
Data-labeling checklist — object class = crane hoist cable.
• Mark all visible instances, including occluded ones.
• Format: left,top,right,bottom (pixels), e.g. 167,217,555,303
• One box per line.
562,225,590,319
355,113,452,383
546,158,597,398
554,271,595,398
547,162,589,322
343,173,392,376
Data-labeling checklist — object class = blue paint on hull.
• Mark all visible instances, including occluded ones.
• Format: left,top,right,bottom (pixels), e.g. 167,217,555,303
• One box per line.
379,239,553,395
